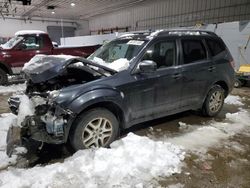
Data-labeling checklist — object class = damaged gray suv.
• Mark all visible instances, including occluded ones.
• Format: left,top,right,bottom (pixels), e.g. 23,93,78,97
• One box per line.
7,30,235,156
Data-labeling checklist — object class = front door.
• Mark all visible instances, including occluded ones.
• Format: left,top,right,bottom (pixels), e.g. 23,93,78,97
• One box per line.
124,38,182,124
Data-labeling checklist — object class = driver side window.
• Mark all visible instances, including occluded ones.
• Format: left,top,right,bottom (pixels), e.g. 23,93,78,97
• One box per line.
142,40,176,69
18,36,42,50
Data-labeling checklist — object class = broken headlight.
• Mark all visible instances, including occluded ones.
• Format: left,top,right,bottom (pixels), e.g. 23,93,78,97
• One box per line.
48,90,60,100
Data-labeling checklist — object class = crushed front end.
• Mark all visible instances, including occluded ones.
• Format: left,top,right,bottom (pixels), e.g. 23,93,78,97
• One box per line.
7,91,75,158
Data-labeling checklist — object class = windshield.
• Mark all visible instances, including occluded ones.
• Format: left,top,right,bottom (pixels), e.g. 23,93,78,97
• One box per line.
1,36,23,49
88,39,146,71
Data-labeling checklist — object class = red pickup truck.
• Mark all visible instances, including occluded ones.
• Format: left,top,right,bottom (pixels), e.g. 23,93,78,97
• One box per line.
0,30,100,85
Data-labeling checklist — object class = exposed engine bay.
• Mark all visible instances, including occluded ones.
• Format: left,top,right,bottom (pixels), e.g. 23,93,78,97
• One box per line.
24,55,113,93
7,55,116,158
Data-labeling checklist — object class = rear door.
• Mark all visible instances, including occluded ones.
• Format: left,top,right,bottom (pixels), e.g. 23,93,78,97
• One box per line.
179,38,213,108
206,38,233,81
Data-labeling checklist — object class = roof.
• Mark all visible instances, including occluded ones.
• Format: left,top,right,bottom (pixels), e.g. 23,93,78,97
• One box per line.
15,30,47,36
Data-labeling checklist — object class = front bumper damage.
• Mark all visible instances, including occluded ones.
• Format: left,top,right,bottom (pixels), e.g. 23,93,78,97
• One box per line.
7,95,75,158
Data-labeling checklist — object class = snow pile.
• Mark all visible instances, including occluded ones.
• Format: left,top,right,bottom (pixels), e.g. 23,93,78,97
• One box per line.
93,57,130,71
224,95,244,106
0,83,26,94
16,95,34,126
0,133,185,188
165,109,250,153
0,113,17,170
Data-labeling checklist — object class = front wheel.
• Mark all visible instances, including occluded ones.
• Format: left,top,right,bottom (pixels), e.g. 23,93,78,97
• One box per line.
69,108,119,151
202,85,225,117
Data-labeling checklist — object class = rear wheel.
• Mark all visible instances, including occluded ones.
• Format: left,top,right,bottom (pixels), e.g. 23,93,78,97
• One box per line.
202,85,225,117
69,108,119,151
0,68,8,85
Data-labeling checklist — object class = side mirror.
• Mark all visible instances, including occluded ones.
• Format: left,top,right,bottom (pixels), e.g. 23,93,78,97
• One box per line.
138,60,157,73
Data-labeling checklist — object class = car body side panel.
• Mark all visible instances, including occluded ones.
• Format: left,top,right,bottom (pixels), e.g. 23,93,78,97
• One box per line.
67,88,128,119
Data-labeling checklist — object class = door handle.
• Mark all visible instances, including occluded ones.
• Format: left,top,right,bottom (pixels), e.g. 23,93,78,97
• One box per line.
172,73,182,79
208,66,216,72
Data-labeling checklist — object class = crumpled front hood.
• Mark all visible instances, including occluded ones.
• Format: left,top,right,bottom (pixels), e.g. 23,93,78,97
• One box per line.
23,55,76,83
23,55,117,83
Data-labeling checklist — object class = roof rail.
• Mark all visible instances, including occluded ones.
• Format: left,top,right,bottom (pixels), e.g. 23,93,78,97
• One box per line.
119,30,151,38
156,29,218,37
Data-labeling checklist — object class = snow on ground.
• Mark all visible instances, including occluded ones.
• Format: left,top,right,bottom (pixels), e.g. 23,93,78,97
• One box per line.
225,95,244,106
0,113,17,170
0,133,185,188
0,83,26,94
161,108,250,154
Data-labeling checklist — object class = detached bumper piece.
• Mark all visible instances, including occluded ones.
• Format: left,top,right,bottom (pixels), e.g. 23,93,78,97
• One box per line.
6,125,42,167
8,97,21,115
6,126,22,157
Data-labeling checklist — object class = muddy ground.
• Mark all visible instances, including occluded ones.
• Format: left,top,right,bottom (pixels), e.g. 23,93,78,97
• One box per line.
0,87,250,187
122,87,250,188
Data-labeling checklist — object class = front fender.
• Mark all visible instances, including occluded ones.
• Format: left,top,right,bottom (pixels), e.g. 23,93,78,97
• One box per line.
67,88,126,115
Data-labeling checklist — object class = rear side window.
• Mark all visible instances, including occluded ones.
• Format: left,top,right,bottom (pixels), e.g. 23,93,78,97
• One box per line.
206,39,226,56
182,39,207,64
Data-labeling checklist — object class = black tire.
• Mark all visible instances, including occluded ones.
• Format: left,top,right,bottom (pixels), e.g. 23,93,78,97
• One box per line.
202,85,225,117
69,108,119,151
0,68,8,85
241,80,247,87
234,79,242,88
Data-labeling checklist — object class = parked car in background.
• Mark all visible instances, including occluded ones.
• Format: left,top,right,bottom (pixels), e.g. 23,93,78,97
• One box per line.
0,30,100,85
234,64,250,88
7,29,234,156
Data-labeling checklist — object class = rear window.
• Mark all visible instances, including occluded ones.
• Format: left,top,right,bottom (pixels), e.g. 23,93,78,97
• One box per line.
206,39,225,56
182,39,207,64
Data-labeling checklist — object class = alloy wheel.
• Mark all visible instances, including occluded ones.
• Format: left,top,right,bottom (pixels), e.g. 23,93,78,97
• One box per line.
82,117,113,148
209,91,223,113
